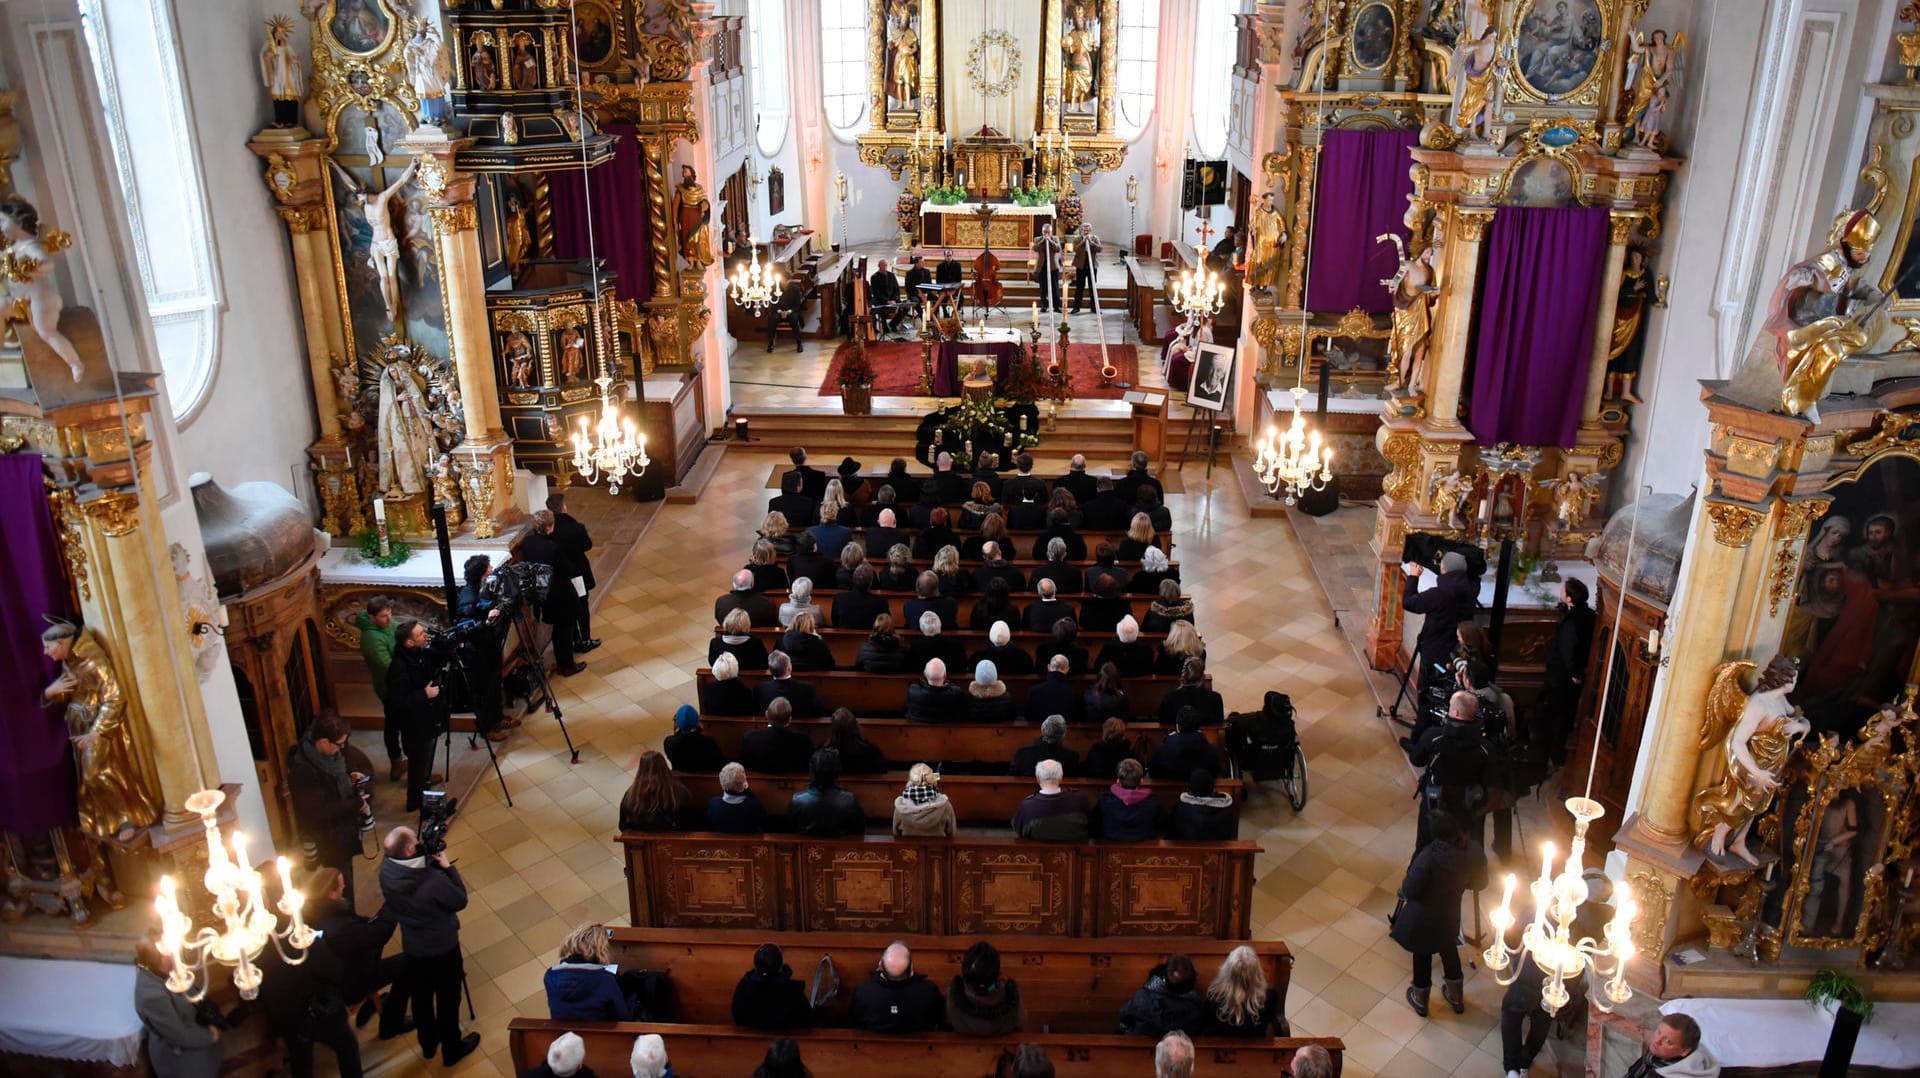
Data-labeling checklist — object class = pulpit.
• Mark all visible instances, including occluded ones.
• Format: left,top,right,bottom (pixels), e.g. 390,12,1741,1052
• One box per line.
1127,390,1168,473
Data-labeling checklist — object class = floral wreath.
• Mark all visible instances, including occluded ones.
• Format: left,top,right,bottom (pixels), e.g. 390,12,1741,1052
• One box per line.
965,29,1022,97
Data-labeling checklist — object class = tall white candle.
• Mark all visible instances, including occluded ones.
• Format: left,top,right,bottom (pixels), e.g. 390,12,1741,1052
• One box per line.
373,497,386,524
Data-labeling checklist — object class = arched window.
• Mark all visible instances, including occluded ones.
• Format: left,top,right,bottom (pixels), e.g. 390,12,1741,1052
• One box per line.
1114,0,1159,141
821,0,869,138
80,0,222,423
749,0,790,155
1189,0,1237,159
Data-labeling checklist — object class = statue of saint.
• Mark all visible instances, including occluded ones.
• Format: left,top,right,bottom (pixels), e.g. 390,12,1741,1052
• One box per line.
1449,24,1501,139
675,165,714,269
1623,30,1686,150
1247,191,1287,293
1691,656,1811,866
505,329,535,388
1542,470,1603,530
259,15,307,128
1379,234,1438,392
0,196,85,383
469,37,499,92
559,325,588,382
1765,209,1880,417
405,17,453,128
504,191,532,276
889,14,919,104
330,159,419,326
1062,2,1101,107
41,620,159,843
376,356,437,495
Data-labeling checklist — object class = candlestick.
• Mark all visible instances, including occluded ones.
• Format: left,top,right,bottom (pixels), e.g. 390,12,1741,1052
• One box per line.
373,497,386,524
1031,302,1039,329
1647,628,1661,656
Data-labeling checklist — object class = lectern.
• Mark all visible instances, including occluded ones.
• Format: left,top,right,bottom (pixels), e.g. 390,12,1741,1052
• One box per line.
1126,390,1169,473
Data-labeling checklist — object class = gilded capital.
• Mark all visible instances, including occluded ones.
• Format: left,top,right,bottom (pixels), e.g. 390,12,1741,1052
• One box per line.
1456,209,1496,242
1778,496,1833,540
81,490,143,538
1608,213,1638,245
429,203,479,233
1706,500,1766,547
276,204,330,233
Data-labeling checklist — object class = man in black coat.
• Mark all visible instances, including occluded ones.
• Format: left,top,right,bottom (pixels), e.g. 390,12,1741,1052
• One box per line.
285,711,373,906
308,870,413,1039
932,452,970,503
1114,451,1165,508
1115,954,1207,1037
832,565,890,631
972,543,1026,594
1537,578,1596,767
869,259,906,335
1055,454,1098,503
862,509,907,564
731,943,816,1029
1031,510,1088,561
903,256,932,300
715,569,780,628
1151,709,1221,780
1402,550,1479,703
738,698,816,773
849,943,945,1034
522,511,585,675
768,471,818,527
1094,616,1156,677
386,621,448,814
546,494,599,652
1010,715,1081,778
378,826,480,1065
754,651,827,717
1025,656,1085,723
1008,488,1047,530
1000,452,1046,506
782,446,829,502
905,658,967,723
1024,580,1079,633
787,748,866,836
1029,541,1082,596
1081,478,1131,531
935,248,964,285
788,531,838,588
1407,692,1494,850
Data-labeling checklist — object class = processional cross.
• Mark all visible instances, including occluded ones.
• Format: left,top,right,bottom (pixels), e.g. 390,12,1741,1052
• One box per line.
1194,218,1216,254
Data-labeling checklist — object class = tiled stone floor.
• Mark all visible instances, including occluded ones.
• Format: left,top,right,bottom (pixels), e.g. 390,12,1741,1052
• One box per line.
344,446,1587,1077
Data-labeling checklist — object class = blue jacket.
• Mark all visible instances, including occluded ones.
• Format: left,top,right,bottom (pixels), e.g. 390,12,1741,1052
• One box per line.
544,961,633,1021
1096,786,1162,841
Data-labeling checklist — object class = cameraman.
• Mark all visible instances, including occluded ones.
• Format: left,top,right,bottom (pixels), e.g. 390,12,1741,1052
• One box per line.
286,711,373,908
522,511,586,676
387,620,447,815
455,555,512,742
378,826,481,1067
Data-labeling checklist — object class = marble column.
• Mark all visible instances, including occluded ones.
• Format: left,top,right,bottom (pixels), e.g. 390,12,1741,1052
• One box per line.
1581,214,1635,427
1424,206,1494,426
248,135,350,441
688,10,733,428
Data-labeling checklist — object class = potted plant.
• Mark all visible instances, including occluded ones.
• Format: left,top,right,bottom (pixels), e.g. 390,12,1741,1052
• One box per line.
1806,968,1873,1075
838,337,876,416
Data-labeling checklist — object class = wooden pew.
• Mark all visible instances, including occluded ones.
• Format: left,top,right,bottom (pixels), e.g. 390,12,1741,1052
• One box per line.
677,770,1240,827
509,1020,1346,1077
844,555,1183,572
760,589,1185,631
694,715,1229,776
727,626,1174,667
702,669,1200,718
598,928,1291,1032
618,832,1259,938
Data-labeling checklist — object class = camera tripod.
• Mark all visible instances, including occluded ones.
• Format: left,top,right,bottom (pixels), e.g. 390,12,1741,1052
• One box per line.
510,604,579,764
433,646,512,807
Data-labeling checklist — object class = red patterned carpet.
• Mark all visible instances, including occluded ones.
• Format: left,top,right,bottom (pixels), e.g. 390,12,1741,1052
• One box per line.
819,341,1140,399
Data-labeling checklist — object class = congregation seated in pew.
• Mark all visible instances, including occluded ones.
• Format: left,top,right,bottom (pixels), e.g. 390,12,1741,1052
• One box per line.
973,620,1035,676
755,651,827,717
699,652,758,715
780,612,836,673
664,705,726,772
738,697,814,772
706,763,766,833
1012,758,1090,841
892,762,956,836
787,747,863,838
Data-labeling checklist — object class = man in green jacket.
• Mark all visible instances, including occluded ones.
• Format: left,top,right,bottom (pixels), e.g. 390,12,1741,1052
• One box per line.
354,596,405,781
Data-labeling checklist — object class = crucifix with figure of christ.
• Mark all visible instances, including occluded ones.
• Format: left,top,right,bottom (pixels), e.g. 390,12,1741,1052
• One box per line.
1194,218,1216,255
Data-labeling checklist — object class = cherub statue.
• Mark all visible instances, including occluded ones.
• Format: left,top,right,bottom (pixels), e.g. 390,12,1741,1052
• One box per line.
329,158,419,325
1764,209,1881,417
1540,469,1605,530
1,196,85,382
1428,467,1473,532
1691,656,1812,866
1378,233,1438,392
41,619,160,843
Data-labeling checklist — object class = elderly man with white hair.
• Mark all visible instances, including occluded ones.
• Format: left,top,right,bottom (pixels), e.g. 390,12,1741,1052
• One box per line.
524,1031,589,1078
714,567,777,627
972,619,1035,675
1096,614,1157,676
905,656,966,723
1154,1031,1195,1078
864,507,906,560
629,1032,677,1078
1025,576,1080,632
909,609,968,673
1028,536,1081,595
1057,452,1098,503
1012,755,1091,840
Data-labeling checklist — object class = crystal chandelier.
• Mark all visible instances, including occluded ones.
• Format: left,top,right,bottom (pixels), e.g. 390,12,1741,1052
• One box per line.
1252,387,1334,504
1484,796,1639,1015
153,789,313,1002
1170,261,1225,321
570,375,648,495
728,236,783,313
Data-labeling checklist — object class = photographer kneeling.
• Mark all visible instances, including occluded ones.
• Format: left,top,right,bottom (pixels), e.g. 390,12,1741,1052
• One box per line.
455,555,513,743
286,711,373,909
388,620,447,815
379,825,480,1067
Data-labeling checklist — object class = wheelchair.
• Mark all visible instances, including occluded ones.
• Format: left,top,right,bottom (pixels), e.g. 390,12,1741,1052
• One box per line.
1226,691,1308,811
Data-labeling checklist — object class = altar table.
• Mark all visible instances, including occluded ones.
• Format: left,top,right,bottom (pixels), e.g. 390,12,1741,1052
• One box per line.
933,327,1026,396
921,200,1055,251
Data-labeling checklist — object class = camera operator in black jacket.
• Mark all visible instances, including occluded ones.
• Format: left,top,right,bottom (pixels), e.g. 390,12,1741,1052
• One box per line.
378,826,480,1067
454,555,512,742
387,621,448,815
547,494,601,652
523,511,586,676
285,711,372,908
1406,692,1498,853
306,866,413,1040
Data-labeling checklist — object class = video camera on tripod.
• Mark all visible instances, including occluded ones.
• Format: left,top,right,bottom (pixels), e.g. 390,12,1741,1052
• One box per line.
479,561,551,617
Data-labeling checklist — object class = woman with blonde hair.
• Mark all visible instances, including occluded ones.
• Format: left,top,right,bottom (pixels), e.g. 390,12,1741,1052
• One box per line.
1202,944,1281,1036
758,510,796,556
877,543,917,591
746,537,789,592
1155,620,1206,676
545,922,634,1020
1118,512,1159,561
819,478,852,527
780,610,837,672
710,606,768,671
892,763,955,836
930,544,969,596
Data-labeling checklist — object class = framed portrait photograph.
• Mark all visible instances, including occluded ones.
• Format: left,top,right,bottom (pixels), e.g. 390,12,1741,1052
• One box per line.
1187,343,1235,411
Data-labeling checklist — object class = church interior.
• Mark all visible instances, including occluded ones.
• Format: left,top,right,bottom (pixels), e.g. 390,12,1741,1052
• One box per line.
5,0,1920,1075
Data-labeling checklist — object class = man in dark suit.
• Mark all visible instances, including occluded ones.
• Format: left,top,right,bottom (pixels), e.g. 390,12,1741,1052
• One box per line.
935,248,963,285
1068,225,1102,314
1056,454,1098,503
903,255,932,297
1010,715,1081,777
521,510,585,675
904,658,966,723
754,650,827,717
970,454,1004,498
1094,616,1156,677
1024,579,1078,631
1001,453,1047,506
932,452,969,503
869,259,906,336
1008,487,1047,530
715,569,779,628
788,531,837,588
972,543,1025,594
1031,508,1087,561
546,494,599,652
768,472,818,529
1114,450,1165,508
782,447,829,503
1081,478,1131,531
738,697,816,774
831,565,889,630
862,509,906,562
1152,708,1222,780
1025,655,1085,723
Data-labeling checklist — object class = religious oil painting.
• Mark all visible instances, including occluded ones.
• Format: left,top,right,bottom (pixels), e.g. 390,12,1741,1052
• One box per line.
1514,0,1604,97
768,167,786,216
1784,456,1920,739
573,0,619,69
327,0,393,56
1349,3,1396,71
329,112,449,372
1187,343,1235,412
1504,158,1576,207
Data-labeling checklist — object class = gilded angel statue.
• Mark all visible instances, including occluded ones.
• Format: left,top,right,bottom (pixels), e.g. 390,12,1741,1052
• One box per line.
1,196,85,382
1539,469,1605,530
1378,233,1438,392
1428,467,1473,532
1690,656,1812,866
1764,209,1881,417
1623,29,1686,151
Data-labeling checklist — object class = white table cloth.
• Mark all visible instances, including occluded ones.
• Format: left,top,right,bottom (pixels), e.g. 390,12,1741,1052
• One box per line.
1662,997,1920,1070
0,956,143,1066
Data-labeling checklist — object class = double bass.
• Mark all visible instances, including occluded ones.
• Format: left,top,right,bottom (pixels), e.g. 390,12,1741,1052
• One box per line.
972,244,1004,314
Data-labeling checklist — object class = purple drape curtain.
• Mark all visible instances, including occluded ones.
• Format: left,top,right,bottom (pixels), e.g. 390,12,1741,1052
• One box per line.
1467,205,1610,447
0,454,77,833
549,124,654,302
1303,128,1420,313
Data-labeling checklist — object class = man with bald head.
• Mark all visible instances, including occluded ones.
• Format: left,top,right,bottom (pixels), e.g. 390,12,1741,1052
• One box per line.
848,940,945,1032
714,568,778,627
1056,453,1098,503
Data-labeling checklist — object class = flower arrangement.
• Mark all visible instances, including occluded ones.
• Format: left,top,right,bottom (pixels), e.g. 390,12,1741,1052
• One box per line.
937,395,1041,471
838,336,876,390
1009,186,1056,207
351,526,411,568
1001,343,1048,404
895,190,922,237
925,184,970,205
